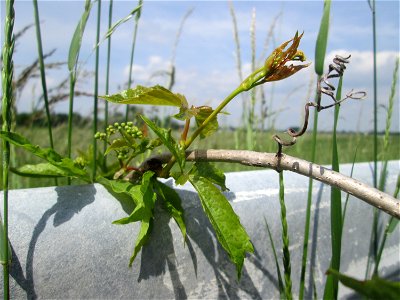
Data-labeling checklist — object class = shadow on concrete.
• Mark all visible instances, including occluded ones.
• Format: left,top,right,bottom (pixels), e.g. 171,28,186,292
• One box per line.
135,185,263,300
10,184,96,300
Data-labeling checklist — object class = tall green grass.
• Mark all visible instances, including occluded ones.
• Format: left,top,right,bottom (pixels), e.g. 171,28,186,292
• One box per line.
92,0,102,180
323,76,344,300
1,0,15,295
125,0,143,122
299,1,331,298
32,0,57,186
364,0,380,280
103,0,113,163
67,0,91,184
278,172,293,299
368,56,399,278
32,0,54,155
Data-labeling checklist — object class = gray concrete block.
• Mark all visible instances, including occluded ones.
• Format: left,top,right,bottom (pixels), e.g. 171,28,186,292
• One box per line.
0,161,399,299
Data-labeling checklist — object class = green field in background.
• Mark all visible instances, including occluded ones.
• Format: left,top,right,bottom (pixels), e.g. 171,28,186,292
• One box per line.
7,125,400,189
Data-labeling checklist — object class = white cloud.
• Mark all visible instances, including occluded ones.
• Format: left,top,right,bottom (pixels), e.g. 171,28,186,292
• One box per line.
123,55,172,84
326,50,399,75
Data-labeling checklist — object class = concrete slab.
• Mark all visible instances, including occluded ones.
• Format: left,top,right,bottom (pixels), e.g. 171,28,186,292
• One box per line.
0,161,399,299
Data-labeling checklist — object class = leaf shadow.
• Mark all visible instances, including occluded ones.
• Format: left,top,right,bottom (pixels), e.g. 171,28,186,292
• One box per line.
136,183,264,299
9,184,96,300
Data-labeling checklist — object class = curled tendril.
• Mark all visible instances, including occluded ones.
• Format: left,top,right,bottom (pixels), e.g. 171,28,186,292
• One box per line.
273,54,366,157
318,54,351,106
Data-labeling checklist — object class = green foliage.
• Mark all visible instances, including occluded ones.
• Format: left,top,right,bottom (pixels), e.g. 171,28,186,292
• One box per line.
0,131,90,181
323,77,344,300
278,172,293,300
110,171,157,266
141,115,186,170
189,168,254,279
190,162,228,191
264,217,285,298
99,5,142,45
100,85,188,108
327,269,400,300
314,0,331,75
11,163,71,178
194,106,220,138
5,24,389,287
153,180,186,241
68,0,92,72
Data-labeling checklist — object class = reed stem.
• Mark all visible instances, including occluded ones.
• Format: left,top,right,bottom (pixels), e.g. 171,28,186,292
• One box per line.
92,0,101,180
104,0,113,162
125,0,143,122
32,0,57,186
1,0,15,296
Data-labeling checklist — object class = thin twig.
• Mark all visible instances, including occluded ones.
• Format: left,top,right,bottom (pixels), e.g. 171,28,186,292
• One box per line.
138,149,400,219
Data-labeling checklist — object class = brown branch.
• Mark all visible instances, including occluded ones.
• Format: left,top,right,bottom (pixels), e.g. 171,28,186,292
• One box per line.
140,149,399,219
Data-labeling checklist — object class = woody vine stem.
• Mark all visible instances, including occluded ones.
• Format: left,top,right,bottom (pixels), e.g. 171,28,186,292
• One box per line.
137,150,400,219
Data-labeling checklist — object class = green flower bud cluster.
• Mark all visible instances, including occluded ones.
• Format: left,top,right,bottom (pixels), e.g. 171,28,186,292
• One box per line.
94,121,163,166
116,147,130,160
95,122,144,141
94,132,107,140
74,156,88,168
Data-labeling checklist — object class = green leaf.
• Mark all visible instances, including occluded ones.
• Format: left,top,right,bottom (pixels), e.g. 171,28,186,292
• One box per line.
100,172,156,267
68,0,92,71
0,131,89,181
189,162,228,191
171,172,189,185
11,163,71,178
189,173,253,279
264,217,285,298
324,76,343,300
173,105,198,121
387,217,399,234
129,219,152,266
314,0,331,75
327,269,400,300
97,5,142,46
194,106,219,138
100,85,188,108
113,204,145,225
111,172,156,222
97,177,142,205
154,180,186,241
105,139,130,155
141,115,185,170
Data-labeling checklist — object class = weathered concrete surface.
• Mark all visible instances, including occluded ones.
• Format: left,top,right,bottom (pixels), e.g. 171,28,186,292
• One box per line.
0,161,399,299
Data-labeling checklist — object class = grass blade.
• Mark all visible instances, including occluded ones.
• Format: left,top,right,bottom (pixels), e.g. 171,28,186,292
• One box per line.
92,0,101,180
327,268,400,300
314,0,331,76
104,0,113,163
278,172,292,299
323,76,344,300
299,1,331,298
68,0,92,72
125,0,143,122
67,0,92,184
366,54,398,280
378,57,398,192
366,0,380,279
1,0,15,295
32,0,55,175
98,4,142,46
372,58,399,276
264,217,285,298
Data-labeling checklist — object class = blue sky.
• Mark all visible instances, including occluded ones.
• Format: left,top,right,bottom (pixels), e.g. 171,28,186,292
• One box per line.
1,0,399,132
